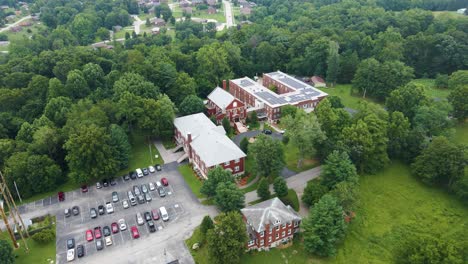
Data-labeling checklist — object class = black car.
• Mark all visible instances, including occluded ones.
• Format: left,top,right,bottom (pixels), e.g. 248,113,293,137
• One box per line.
144,212,152,222
129,171,137,180
263,129,272,135
142,168,149,176
147,221,156,233
72,206,80,216
67,238,75,249
103,226,111,237
90,208,97,219
158,187,166,197
96,239,104,250
102,179,109,187
123,174,130,181
77,244,84,258
155,164,162,171
137,195,145,204
98,205,105,215
110,178,117,186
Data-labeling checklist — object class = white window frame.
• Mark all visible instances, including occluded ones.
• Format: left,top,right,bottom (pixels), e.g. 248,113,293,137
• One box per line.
248,240,255,246
294,221,298,227
235,166,239,172
260,231,264,237
260,240,264,246
268,236,272,242
282,231,285,237
224,161,230,166
275,233,279,239
288,229,291,235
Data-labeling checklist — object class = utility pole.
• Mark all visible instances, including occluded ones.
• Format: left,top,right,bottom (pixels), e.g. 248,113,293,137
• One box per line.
0,170,29,252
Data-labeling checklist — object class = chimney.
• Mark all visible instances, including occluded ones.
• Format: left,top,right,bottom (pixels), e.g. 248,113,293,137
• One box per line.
187,132,193,160
222,80,227,90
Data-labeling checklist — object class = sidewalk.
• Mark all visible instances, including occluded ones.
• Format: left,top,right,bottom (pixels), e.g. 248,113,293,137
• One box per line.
153,140,184,164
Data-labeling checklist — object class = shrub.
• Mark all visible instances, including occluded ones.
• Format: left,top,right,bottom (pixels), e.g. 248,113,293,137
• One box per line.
31,229,55,244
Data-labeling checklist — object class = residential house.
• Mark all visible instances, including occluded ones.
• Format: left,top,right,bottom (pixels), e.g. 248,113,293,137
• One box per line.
180,0,190,7
182,7,193,15
173,113,246,178
0,5,9,10
240,6,251,15
207,86,247,132
238,0,248,7
310,76,326,87
207,6,216,14
229,71,328,123
206,0,217,6
192,0,204,5
152,17,166,26
151,27,160,34
241,198,302,250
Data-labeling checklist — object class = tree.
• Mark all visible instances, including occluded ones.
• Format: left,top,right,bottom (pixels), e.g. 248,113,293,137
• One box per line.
435,74,449,89
200,215,214,237
168,72,197,106
109,124,131,170
179,95,205,116
138,95,176,139
397,235,464,264
303,194,346,257
248,134,285,177
411,136,466,190
196,42,233,92
387,111,411,159
413,101,452,137
113,73,159,100
326,41,340,87
65,69,90,99
145,18,151,27
448,85,468,121
329,181,358,212
82,63,105,90
200,166,234,197
32,228,55,244
214,182,245,212
0,239,14,264
249,111,258,127
96,27,110,41
257,177,270,200
280,105,297,118
448,70,468,90
302,179,328,207
44,96,72,127
222,117,231,135
386,83,429,122
240,137,249,154
328,96,344,108
321,151,358,190
64,124,119,183
273,177,288,198
207,211,247,264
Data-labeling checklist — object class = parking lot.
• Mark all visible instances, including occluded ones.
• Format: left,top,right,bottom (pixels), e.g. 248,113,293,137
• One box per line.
52,162,217,264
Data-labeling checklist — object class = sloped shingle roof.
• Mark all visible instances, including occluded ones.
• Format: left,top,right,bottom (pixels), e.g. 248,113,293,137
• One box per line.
207,87,235,111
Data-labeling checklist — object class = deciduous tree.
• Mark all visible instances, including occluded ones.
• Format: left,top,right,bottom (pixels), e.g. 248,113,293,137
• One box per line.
200,166,234,197
273,177,288,198
248,134,285,177
214,182,245,212
257,177,270,200
178,95,205,116
321,151,358,190
397,235,464,264
0,239,14,264
302,179,328,207
448,85,468,121
386,83,429,122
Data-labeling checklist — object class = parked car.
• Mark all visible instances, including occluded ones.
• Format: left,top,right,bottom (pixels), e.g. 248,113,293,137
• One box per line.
133,185,141,196
58,191,65,202
155,181,162,188
76,244,84,258
111,222,119,233
96,239,104,250
155,164,162,171
110,178,117,186
151,209,160,220
145,192,152,202
144,212,152,222
149,166,156,173
158,187,166,197
142,168,149,176
81,185,88,193
96,182,102,189
67,249,75,262
112,191,119,203
161,178,169,186
147,221,156,233
128,191,137,206
137,194,145,204
136,213,144,225
149,182,155,191
72,206,80,216
64,208,71,217
131,226,140,239
122,199,129,209
94,227,102,239
118,219,127,231
136,168,143,178
160,206,169,221
263,129,272,135
129,171,137,180
105,202,114,214
90,208,97,219
141,184,148,194
123,174,130,181
102,179,109,187
103,226,111,237
98,205,105,215
66,238,75,249
86,229,93,242
105,236,113,246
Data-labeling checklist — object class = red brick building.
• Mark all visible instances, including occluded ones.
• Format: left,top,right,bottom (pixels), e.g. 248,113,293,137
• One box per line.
206,87,247,125
241,198,302,250
174,113,246,178
229,71,328,123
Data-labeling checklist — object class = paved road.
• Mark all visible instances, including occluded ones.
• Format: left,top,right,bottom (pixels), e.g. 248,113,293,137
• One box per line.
244,166,321,203
0,15,32,33
223,0,235,28
132,15,144,35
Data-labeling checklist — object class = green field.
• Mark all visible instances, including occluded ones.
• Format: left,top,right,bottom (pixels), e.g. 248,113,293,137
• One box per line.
317,84,379,110
453,122,468,145
178,164,206,198
283,142,319,173
172,5,226,23
432,11,467,18
1,21,47,50
409,78,451,99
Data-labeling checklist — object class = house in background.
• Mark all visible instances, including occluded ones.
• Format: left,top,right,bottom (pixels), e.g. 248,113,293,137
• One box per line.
241,198,302,250
152,17,166,26
240,6,251,15
310,76,326,87
207,6,216,14
206,0,217,6
182,7,193,15
173,113,246,178
206,86,247,132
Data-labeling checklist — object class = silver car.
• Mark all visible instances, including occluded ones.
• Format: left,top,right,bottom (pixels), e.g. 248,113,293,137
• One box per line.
141,184,148,194
136,213,144,226
149,182,155,191
122,199,129,209
118,218,127,231
112,191,119,203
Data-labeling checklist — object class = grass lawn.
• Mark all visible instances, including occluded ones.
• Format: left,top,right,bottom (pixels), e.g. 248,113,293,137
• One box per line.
114,27,134,39
3,21,47,45
283,143,319,173
19,180,80,206
178,164,205,198
432,11,467,18
185,227,210,263
192,9,226,23
317,84,380,110
248,189,299,211
409,78,451,99
453,122,468,145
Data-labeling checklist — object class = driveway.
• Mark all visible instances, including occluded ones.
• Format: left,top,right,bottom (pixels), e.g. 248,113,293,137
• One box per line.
223,0,235,28
0,15,31,33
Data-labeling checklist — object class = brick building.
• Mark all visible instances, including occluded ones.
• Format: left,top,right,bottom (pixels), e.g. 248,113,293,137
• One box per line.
206,87,247,126
229,71,328,123
241,198,301,250
174,113,246,178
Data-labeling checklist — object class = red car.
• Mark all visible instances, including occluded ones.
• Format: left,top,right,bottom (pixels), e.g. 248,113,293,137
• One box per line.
131,226,140,239
161,178,168,186
81,185,88,193
111,222,119,234
151,209,160,220
58,192,65,202
94,227,102,239
86,229,94,242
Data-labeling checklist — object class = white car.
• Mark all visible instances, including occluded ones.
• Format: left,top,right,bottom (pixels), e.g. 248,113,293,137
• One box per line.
67,249,75,262
156,181,162,188
122,199,129,209
118,218,127,231
105,236,113,246
136,213,144,226
149,182,155,191
105,202,114,214
149,166,156,173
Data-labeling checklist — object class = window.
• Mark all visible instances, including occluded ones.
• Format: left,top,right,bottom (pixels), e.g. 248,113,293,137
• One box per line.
224,161,230,166
288,229,291,235
294,221,299,227
275,233,279,239
260,231,264,237
268,236,272,242
248,240,255,246
282,231,285,237
269,228,272,234
276,225,280,231
235,159,240,163
235,166,239,172
233,102,237,107
260,240,264,246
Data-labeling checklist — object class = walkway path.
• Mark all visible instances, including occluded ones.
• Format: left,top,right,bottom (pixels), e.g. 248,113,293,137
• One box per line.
223,0,235,28
0,15,31,33
244,166,321,203
238,175,259,189
153,140,184,164
132,15,144,35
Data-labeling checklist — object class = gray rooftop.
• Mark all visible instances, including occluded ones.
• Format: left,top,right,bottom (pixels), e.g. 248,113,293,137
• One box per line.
207,87,235,110
174,112,216,140
241,197,301,233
